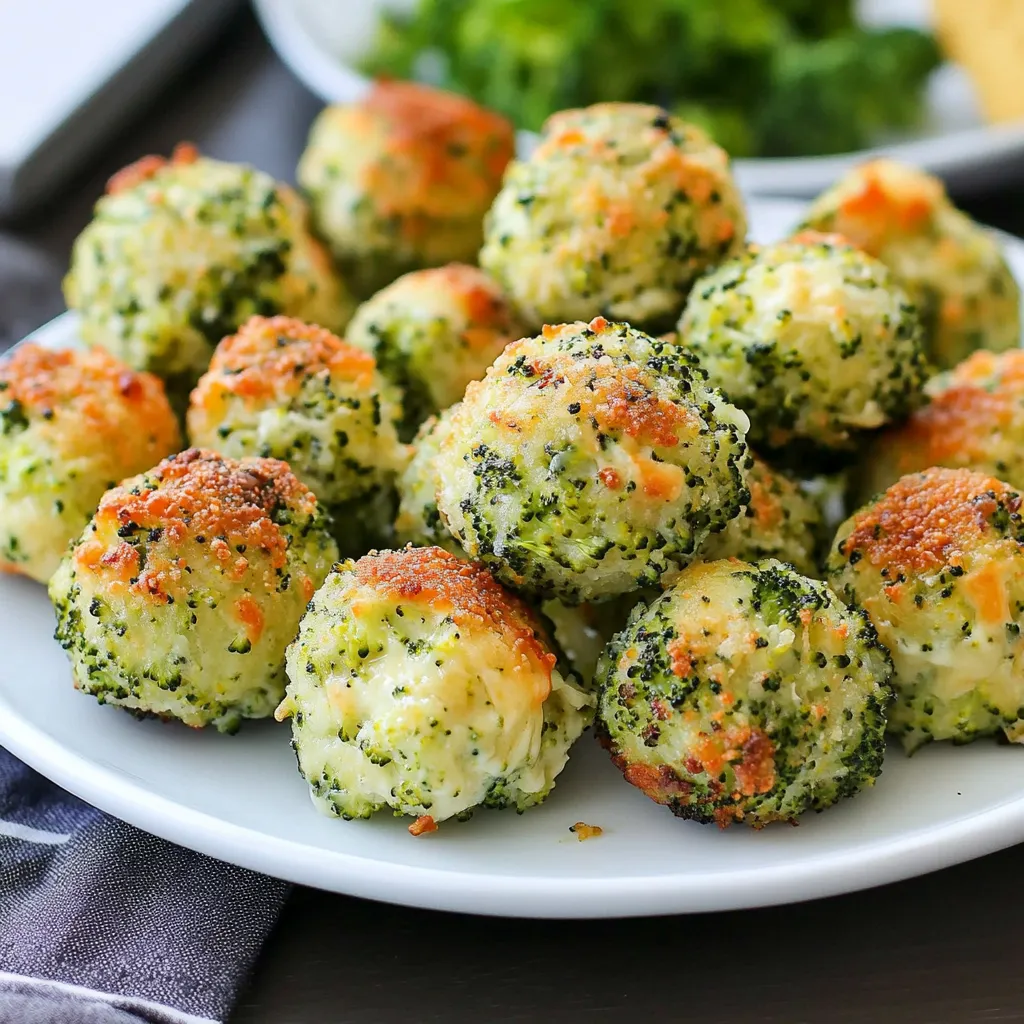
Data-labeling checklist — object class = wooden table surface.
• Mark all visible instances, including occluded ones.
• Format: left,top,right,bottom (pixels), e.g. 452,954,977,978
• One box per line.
6,12,1024,1023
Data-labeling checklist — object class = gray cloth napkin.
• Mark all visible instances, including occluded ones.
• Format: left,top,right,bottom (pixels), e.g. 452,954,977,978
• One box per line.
0,233,290,1022
0,747,289,1023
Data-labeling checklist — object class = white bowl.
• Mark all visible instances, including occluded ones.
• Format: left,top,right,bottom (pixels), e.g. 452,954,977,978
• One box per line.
253,0,1024,196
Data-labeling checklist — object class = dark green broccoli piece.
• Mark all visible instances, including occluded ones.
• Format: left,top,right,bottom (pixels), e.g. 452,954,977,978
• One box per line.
0,398,29,436
360,0,939,157
755,28,942,157
771,0,854,38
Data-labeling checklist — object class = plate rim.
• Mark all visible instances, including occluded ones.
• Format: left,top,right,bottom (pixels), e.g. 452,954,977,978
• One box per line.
251,0,1024,198
6,644,1024,918
8,198,1024,918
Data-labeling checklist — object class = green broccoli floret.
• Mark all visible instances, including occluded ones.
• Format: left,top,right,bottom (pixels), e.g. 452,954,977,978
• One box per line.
770,0,854,39
360,0,938,158
0,398,29,436
755,28,941,157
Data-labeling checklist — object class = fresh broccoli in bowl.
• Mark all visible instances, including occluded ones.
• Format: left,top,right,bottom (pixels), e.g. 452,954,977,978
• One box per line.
361,0,940,158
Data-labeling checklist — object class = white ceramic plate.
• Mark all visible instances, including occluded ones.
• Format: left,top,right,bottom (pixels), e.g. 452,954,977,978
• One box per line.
4,198,1024,919
253,0,1024,197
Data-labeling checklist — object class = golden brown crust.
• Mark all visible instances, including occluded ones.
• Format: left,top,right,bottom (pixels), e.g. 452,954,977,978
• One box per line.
533,107,739,247
2,343,164,415
357,80,514,222
504,319,691,450
689,724,777,809
74,449,317,598
0,343,179,459
422,264,518,339
826,160,945,254
105,141,199,195
365,79,512,153
843,467,1018,574
352,546,556,686
619,723,777,829
880,350,1024,474
192,315,376,405
590,369,690,449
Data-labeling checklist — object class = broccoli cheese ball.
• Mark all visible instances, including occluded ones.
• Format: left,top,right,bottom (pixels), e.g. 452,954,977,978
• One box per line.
829,467,1024,752
347,264,523,437
858,349,1024,501
435,318,751,603
679,233,928,466
64,144,350,393
278,546,593,826
480,103,746,333
298,81,515,299
0,344,180,583
187,316,406,556
597,559,892,827
49,449,338,731
801,159,1020,370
